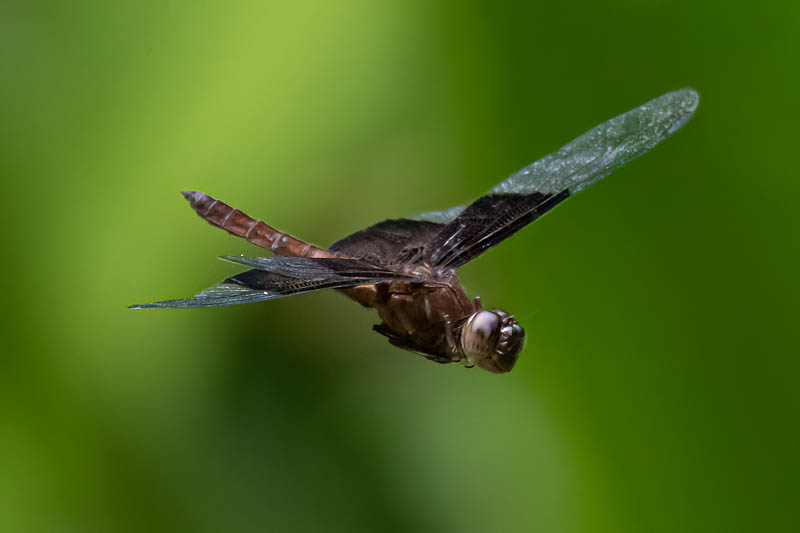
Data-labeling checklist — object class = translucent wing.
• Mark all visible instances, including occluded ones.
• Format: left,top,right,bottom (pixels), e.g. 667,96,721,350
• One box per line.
417,89,699,268
129,283,277,309
130,256,418,309
414,206,466,224
416,89,699,224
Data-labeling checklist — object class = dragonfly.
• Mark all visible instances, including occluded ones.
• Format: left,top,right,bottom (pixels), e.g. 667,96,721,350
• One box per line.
131,89,699,373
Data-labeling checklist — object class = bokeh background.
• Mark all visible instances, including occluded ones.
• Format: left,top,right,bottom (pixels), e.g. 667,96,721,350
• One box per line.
1,1,798,532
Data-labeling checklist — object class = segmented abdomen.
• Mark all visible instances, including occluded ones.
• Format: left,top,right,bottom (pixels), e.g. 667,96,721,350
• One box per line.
181,191,333,258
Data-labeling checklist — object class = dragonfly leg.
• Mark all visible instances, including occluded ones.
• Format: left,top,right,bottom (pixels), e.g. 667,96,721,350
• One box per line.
442,314,469,366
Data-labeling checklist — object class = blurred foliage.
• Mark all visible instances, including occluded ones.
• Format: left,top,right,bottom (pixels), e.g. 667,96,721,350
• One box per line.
1,1,798,532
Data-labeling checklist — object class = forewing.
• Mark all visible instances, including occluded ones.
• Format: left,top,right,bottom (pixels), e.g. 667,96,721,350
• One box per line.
420,89,699,268
130,256,417,309
425,190,570,268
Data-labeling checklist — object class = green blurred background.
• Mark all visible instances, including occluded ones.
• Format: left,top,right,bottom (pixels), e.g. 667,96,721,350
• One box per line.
1,1,798,532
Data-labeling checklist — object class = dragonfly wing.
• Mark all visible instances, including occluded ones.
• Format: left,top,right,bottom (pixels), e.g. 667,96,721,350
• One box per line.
420,89,699,268
130,256,418,309
129,283,276,309
489,88,699,196
329,218,445,266
413,205,465,224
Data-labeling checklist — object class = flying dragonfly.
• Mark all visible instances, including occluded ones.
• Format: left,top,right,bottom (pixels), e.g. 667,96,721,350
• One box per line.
131,89,699,373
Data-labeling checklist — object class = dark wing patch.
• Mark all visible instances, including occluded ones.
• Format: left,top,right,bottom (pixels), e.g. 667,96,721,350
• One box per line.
425,191,569,269
225,256,417,293
221,255,411,279
330,218,444,265
130,256,418,309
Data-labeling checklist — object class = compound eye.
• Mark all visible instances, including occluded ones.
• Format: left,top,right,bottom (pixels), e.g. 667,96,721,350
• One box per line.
461,311,503,365
462,309,525,373
470,311,500,340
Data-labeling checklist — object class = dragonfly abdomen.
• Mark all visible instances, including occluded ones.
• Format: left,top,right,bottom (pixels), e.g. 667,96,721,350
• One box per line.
181,191,332,258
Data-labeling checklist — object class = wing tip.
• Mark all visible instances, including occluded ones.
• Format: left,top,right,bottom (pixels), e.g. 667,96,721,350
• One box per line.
678,87,699,115
663,87,699,105
678,87,699,104
129,301,173,309
662,88,700,134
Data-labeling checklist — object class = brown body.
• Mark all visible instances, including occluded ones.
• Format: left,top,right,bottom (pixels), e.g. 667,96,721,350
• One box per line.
184,191,475,364
344,277,476,363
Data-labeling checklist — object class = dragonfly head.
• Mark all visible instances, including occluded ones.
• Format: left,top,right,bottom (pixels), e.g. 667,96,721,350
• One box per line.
461,310,525,373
